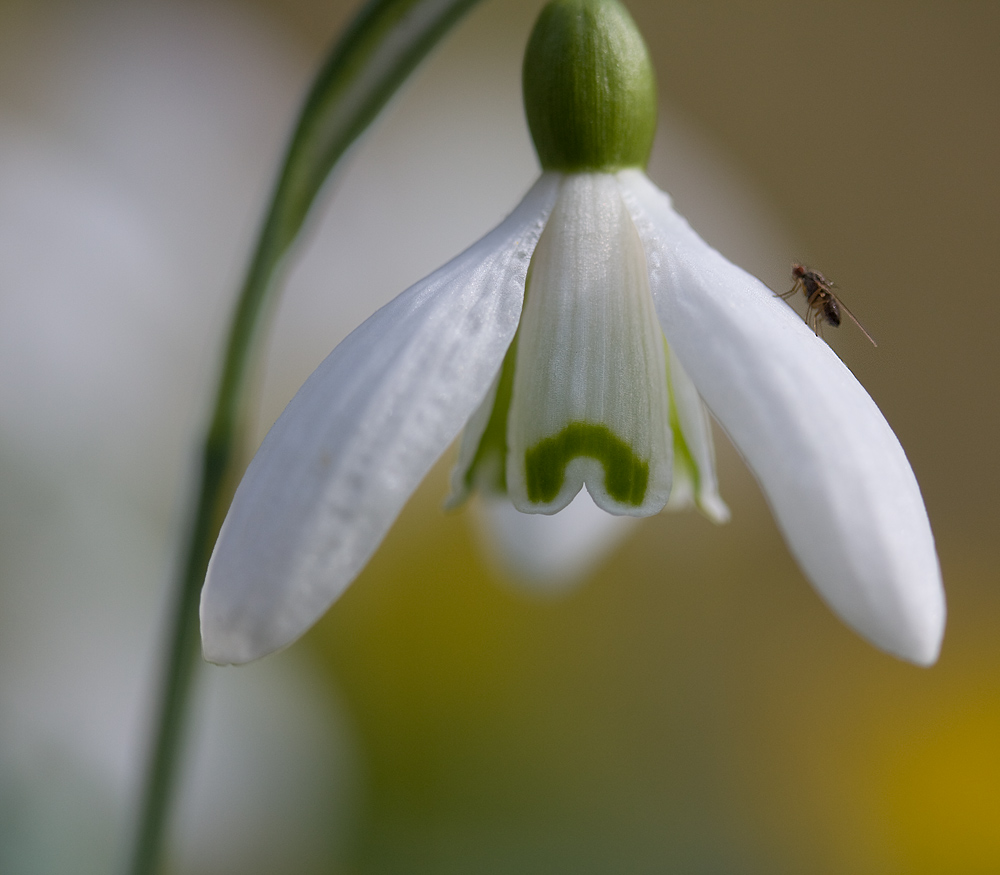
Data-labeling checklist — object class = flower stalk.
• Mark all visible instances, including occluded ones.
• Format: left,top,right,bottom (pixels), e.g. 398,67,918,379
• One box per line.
123,1,482,872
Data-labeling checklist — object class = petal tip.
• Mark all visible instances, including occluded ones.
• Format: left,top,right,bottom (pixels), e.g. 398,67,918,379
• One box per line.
899,599,946,668
889,633,942,668
199,609,254,666
199,579,279,666
699,494,730,524
864,577,946,667
200,621,282,666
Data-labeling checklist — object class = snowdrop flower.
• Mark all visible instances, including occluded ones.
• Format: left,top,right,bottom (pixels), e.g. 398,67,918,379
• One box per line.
201,0,944,666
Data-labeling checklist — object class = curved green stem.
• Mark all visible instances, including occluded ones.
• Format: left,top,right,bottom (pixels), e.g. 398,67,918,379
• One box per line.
124,1,482,872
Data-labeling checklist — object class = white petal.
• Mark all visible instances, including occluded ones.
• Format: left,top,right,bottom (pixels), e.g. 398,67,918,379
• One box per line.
619,169,945,665
506,173,672,517
474,491,637,592
667,346,730,523
201,173,560,664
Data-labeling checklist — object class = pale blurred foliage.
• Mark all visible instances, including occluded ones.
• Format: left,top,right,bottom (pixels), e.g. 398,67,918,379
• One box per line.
1,0,999,873
0,2,358,872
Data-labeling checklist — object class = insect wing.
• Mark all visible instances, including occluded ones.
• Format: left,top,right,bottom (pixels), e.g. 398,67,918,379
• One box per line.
834,294,877,346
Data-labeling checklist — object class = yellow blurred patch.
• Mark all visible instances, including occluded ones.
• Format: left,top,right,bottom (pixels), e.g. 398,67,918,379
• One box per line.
878,694,1000,871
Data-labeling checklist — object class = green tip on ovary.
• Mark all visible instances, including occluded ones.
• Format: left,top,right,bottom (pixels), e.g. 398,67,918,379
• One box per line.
523,0,657,173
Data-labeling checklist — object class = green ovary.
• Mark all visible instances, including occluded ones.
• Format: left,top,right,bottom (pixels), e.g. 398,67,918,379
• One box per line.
524,421,649,506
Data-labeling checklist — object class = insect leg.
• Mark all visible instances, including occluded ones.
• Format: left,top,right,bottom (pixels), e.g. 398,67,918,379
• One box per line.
807,307,822,337
776,279,803,300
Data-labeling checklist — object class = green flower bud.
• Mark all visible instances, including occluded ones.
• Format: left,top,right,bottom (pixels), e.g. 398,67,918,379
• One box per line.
523,0,657,173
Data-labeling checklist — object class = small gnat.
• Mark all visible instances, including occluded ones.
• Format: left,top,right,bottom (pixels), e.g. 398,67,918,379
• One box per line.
780,263,876,346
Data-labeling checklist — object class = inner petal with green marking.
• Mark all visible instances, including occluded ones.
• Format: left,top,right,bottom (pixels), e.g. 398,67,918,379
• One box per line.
503,172,673,516
524,421,650,506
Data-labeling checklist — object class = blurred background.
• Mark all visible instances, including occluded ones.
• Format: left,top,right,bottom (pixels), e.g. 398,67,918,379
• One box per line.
1,0,998,872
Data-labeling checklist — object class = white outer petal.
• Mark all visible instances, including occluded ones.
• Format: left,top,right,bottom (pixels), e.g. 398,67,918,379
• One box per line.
618,169,945,665
201,173,560,664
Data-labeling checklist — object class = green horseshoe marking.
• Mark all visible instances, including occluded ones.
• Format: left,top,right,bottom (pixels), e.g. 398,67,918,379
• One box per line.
525,422,649,506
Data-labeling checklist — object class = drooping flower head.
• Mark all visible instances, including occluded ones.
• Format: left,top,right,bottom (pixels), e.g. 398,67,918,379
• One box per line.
201,0,944,666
